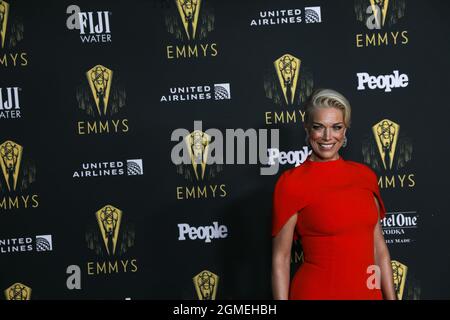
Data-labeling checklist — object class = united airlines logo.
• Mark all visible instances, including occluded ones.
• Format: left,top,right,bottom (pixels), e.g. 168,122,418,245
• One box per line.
4,283,31,300
193,270,218,300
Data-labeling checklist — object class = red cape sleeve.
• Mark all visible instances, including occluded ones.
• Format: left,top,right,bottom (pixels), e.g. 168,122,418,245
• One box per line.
366,167,387,220
272,170,306,238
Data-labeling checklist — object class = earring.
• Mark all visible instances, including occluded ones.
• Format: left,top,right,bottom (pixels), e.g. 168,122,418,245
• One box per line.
342,136,347,148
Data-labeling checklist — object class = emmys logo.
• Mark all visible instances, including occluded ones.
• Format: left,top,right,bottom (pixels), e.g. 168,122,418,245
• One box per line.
4,283,31,300
0,140,39,210
391,260,407,300
185,130,212,181
87,65,113,116
66,5,112,43
275,54,301,105
362,119,415,189
86,205,137,276
357,70,409,92
0,0,9,49
165,0,218,59
250,6,321,27
381,211,419,245
96,205,122,256
264,53,313,125
193,270,218,300
0,0,28,67
355,0,408,47
160,83,231,103
173,128,226,200
76,64,128,135
176,0,201,40
0,87,21,119
0,140,22,191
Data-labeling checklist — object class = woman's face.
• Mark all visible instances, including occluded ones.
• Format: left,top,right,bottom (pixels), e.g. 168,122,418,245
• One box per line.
306,107,347,162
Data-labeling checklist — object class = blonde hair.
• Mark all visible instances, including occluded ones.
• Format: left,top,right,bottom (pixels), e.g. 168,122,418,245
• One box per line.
304,88,351,128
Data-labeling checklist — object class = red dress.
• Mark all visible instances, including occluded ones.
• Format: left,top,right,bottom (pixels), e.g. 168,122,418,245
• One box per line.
272,156,386,300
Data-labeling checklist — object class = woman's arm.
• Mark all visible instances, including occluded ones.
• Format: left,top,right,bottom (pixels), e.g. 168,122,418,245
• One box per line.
272,213,297,300
373,197,397,300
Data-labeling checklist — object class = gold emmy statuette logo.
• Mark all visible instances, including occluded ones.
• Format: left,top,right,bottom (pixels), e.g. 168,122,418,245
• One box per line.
4,283,31,300
193,270,218,300
372,119,399,170
0,140,23,191
274,54,301,105
176,0,201,40
185,130,210,181
96,204,122,256
0,0,9,49
87,65,113,116
391,260,407,300
370,0,389,27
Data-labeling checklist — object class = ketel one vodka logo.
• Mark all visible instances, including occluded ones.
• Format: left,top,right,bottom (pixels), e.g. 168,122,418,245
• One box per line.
165,0,217,59
66,5,112,43
0,1,27,67
86,205,137,275
193,270,218,300
354,0,408,47
264,53,313,125
0,140,38,210
362,119,414,189
391,260,407,300
0,87,21,119
4,283,31,300
76,64,128,135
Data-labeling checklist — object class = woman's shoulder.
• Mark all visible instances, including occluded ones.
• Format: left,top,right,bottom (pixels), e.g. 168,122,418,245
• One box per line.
274,163,311,189
344,159,377,180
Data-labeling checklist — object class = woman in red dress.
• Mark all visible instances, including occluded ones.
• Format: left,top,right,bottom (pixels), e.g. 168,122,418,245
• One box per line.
271,89,397,300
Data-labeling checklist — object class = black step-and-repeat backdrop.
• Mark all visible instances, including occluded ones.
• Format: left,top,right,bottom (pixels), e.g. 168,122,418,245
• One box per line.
1,0,450,300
